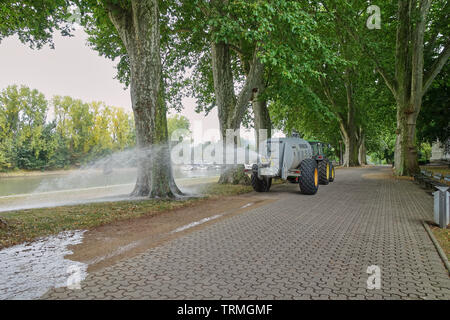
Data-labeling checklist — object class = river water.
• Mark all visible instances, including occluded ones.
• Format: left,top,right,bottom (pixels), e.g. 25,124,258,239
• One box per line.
0,154,225,299
0,166,221,212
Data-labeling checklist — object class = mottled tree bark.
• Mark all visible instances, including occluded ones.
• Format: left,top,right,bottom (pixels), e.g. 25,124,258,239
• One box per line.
252,74,271,153
107,0,180,197
340,122,360,167
211,42,237,141
320,66,360,167
331,0,449,175
369,0,448,175
341,68,360,167
211,41,264,184
358,130,367,165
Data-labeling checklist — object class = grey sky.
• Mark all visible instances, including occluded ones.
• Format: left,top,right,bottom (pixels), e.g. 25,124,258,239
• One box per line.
0,28,219,132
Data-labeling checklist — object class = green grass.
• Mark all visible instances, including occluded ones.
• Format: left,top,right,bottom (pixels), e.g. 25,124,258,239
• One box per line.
430,226,450,261
0,182,254,249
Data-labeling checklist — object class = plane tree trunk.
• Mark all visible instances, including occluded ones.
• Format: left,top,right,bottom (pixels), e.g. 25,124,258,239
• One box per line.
340,124,360,167
252,75,271,153
107,0,180,197
211,41,264,184
348,0,450,175
358,129,367,165
320,66,361,167
235,39,271,153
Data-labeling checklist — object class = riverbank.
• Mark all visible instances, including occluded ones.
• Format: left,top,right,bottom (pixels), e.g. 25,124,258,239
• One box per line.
0,168,75,178
0,182,254,249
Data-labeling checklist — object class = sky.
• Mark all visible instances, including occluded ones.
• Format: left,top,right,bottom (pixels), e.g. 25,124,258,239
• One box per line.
0,28,219,133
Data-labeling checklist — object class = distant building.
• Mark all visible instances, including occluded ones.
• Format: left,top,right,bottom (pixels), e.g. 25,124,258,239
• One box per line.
430,138,450,162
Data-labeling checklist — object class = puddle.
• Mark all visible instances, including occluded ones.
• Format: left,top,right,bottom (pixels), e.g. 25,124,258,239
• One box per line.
0,230,88,300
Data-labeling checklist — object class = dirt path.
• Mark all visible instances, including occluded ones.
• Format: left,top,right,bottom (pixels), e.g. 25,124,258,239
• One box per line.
68,195,276,272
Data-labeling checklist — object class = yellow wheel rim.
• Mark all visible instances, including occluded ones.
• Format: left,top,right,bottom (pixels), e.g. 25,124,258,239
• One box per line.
326,163,330,179
314,168,318,187
332,168,335,179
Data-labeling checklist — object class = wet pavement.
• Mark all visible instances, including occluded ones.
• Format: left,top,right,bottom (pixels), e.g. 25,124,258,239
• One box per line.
0,231,87,300
27,167,450,299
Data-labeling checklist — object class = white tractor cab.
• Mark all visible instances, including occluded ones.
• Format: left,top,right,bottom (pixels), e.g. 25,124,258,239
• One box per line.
246,137,335,194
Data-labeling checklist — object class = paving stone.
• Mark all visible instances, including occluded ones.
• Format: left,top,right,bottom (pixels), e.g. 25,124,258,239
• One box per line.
41,167,450,300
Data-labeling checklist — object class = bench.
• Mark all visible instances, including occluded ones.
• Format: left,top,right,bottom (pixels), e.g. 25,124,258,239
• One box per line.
445,174,450,184
433,172,443,181
413,170,427,182
414,170,447,190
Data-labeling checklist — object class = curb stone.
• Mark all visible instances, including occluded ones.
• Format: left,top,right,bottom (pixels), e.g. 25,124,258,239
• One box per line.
422,221,450,275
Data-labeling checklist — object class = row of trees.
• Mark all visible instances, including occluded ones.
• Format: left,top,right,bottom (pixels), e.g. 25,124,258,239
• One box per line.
1,1,448,197
0,85,135,171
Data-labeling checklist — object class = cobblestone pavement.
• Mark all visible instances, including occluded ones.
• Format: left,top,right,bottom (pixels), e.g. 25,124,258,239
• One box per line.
42,167,450,300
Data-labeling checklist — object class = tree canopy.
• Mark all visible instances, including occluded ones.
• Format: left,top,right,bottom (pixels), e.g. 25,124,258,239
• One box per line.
0,0,448,183
0,85,135,171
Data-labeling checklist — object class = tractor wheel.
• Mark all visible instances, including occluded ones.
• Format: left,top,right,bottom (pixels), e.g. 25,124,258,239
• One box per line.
299,159,319,195
329,163,335,182
318,160,330,185
251,172,271,192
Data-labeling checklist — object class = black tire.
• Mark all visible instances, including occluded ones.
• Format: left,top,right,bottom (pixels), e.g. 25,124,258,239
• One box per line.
329,163,335,182
299,159,319,195
251,172,271,192
318,160,330,185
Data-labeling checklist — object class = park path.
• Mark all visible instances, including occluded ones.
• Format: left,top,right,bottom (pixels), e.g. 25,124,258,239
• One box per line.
42,166,450,300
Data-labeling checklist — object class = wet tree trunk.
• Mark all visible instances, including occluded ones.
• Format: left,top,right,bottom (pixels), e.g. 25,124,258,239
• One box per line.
211,41,264,184
252,75,271,153
211,42,236,142
107,0,180,197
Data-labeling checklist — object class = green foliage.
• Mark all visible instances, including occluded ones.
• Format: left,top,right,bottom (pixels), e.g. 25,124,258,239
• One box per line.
367,129,396,164
0,0,73,49
418,142,432,164
52,95,135,166
0,0,447,171
0,85,135,171
0,85,50,170
417,63,450,145
167,114,191,142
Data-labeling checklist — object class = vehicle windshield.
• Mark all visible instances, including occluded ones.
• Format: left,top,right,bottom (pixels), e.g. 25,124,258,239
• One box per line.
311,143,319,156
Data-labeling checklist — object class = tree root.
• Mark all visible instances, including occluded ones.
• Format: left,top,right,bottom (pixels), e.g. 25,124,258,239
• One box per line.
218,165,251,185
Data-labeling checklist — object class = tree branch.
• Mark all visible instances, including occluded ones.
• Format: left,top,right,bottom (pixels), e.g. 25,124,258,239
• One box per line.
229,44,244,55
410,0,431,107
319,75,336,109
103,0,131,45
231,48,264,128
422,41,450,95
322,2,397,97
